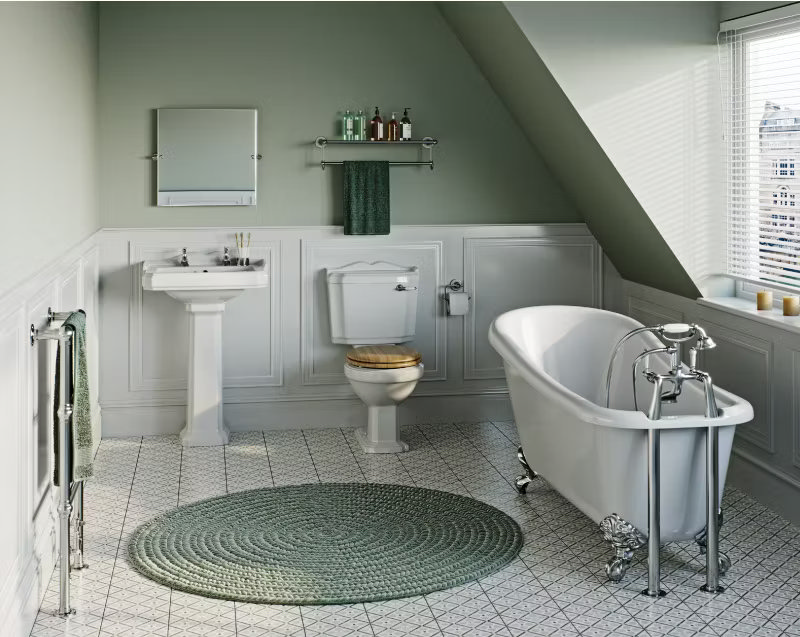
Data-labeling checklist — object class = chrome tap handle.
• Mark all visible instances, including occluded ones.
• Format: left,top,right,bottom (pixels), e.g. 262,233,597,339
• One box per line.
222,247,231,266
180,248,189,267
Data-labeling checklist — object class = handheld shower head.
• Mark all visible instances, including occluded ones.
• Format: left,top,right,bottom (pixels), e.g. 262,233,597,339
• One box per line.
696,336,717,350
693,325,717,350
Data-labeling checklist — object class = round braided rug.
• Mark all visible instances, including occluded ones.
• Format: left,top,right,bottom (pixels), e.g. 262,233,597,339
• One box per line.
128,483,523,604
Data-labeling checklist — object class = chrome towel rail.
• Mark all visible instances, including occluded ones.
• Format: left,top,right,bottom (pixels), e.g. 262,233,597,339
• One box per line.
314,136,437,170
30,307,87,617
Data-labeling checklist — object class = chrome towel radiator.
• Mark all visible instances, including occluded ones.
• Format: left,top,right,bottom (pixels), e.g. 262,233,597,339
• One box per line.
30,307,87,617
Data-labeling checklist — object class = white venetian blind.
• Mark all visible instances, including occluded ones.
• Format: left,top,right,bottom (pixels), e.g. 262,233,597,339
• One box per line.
720,12,800,290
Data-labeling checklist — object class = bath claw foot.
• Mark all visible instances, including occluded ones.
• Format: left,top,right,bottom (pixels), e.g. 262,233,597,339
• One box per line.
515,447,538,494
606,556,631,582
695,510,730,576
600,513,646,583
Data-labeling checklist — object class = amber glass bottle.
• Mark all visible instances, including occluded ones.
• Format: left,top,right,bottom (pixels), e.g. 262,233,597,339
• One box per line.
370,107,383,141
387,112,399,141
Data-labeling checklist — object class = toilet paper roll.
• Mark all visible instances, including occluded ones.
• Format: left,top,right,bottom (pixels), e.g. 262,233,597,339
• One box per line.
447,291,470,316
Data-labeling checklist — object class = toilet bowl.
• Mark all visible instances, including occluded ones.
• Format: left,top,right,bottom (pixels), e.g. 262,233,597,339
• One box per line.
344,345,424,453
326,262,423,453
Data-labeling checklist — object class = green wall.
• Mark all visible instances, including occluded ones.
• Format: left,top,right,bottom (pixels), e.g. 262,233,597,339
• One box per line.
0,2,99,294
98,2,579,228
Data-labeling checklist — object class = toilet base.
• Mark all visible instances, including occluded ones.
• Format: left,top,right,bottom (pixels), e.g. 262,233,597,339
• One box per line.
356,405,409,453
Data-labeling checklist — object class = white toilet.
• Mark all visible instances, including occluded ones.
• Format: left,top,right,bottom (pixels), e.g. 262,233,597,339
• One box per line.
326,261,424,453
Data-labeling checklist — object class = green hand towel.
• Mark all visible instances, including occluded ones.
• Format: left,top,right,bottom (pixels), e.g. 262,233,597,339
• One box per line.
53,310,94,486
343,161,390,235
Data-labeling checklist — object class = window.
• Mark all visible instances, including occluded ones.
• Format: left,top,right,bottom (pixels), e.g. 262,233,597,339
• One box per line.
720,14,800,289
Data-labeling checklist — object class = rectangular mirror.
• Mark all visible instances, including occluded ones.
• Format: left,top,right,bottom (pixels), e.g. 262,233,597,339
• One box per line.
156,108,258,206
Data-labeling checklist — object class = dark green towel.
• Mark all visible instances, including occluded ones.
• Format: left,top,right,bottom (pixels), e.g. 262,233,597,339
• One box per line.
343,161,390,235
53,310,94,486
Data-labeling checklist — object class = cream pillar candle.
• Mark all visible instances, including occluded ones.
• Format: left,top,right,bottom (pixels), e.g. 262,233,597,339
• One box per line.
757,290,773,310
784,296,800,316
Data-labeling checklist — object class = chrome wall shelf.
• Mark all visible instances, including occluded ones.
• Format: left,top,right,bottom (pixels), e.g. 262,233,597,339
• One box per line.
314,136,437,170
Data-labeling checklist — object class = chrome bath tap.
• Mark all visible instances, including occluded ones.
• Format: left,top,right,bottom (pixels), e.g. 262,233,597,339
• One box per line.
605,323,719,420
180,248,189,267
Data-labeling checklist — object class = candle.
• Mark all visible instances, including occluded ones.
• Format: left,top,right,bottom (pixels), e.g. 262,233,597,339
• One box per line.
757,290,773,310
784,296,800,316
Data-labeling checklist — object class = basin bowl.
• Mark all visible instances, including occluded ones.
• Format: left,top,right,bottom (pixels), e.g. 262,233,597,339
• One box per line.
142,263,268,304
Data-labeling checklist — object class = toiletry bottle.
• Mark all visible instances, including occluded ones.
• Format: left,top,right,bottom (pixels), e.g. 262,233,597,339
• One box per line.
358,110,367,140
353,109,365,141
342,110,354,141
370,107,383,141
387,112,399,141
400,108,412,140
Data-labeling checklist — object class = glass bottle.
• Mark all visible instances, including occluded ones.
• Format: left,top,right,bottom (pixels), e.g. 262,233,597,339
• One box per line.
387,112,399,141
342,110,354,141
370,107,383,141
400,108,412,141
354,109,366,141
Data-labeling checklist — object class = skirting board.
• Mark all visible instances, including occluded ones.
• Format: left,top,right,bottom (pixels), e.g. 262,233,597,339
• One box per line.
100,393,515,438
729,449,800,526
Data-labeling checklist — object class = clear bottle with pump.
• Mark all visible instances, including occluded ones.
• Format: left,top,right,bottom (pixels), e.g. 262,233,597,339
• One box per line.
400,108,412,141
387,112,399,141
370,107,383,141
342,110,354,141
354,109,366,140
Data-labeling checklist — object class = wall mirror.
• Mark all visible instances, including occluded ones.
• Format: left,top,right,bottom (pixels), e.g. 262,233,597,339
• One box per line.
156,108,258,206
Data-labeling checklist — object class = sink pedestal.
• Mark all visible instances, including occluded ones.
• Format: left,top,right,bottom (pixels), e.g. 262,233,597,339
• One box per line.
181,301,230,446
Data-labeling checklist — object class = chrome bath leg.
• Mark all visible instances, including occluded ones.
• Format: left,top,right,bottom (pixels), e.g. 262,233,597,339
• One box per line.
600,514,646,582
514,447,538,494
643,427,665,597
701,425,725,593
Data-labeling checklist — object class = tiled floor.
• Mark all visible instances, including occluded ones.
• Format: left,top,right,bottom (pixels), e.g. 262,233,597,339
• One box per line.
30,422,800,637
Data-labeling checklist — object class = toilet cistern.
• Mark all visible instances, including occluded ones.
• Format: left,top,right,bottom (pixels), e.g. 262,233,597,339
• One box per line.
326,261,424,453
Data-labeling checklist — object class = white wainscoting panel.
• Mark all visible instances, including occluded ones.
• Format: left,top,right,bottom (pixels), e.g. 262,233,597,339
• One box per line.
464,236,601,380
793,350,800,470
701,320,774,454
628,297,684,327
98,225,600,434
0,307,25,623
0,232,100,637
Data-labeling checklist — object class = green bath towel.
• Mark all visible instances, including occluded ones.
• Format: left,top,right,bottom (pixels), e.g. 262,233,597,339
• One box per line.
53,310,94,486
343,161,390,235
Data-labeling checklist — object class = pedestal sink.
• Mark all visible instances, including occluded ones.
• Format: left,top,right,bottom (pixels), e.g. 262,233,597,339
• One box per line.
142,262,269,446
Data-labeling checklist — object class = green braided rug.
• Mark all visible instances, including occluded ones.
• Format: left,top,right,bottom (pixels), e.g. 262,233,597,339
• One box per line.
128,483,523,604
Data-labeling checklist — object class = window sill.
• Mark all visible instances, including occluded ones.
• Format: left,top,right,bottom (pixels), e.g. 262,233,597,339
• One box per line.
698,296,800,336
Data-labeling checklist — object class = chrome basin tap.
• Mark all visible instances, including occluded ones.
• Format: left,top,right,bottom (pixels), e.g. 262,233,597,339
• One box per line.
180,248,189,267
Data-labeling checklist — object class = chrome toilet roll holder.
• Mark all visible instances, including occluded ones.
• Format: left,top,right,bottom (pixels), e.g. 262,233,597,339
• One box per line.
443,280,471,315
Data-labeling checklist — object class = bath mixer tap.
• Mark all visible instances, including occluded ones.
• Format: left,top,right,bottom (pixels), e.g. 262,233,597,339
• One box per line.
180,248,189,267
606,323,719,419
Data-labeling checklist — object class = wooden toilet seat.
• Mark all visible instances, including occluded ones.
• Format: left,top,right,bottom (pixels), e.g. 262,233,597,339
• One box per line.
346,345,422,369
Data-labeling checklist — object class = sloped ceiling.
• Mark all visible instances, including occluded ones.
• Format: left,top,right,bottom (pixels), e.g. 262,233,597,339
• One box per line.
438,2,701,299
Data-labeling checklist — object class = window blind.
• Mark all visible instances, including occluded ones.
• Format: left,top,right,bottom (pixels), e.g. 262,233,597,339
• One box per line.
720,13,800,290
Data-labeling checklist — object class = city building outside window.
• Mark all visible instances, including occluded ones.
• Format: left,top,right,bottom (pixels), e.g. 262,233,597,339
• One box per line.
721,13,800,290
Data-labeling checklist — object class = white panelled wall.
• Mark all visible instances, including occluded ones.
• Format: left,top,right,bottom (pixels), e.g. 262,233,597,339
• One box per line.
98,224,602,435
0,237,100,637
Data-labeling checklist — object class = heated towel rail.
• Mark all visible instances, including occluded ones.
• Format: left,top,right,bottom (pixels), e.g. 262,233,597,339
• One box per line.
31,307,87,617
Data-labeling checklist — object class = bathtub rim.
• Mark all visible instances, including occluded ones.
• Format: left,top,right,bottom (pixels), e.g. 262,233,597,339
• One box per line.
489,305,754,431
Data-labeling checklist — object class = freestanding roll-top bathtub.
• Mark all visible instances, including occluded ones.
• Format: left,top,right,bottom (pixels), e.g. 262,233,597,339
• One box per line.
489,305,753,584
